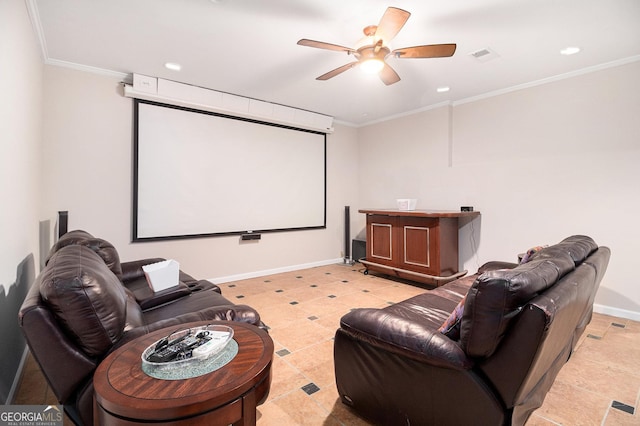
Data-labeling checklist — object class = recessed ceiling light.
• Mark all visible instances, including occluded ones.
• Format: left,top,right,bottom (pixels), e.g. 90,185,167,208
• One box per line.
164,62,182,71
560,47,581,56
437,86,450,93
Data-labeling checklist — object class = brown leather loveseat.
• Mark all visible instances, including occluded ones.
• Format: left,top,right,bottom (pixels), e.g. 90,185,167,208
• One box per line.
334,235,610,425
19,230,264,425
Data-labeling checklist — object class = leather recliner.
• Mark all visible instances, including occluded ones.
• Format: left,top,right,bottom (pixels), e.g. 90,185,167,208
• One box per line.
334,235,610,425
19,230,263,425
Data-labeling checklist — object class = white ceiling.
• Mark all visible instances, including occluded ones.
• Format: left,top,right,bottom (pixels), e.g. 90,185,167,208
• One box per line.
30,0,640,126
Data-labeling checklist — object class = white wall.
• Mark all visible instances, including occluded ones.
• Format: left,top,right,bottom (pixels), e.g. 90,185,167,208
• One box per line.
357,60,640,319
40,65,360,281
35,47,640,319
0,0,44,404
0,0,43,291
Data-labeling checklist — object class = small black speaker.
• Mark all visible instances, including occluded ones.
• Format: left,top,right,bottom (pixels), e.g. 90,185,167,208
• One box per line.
344,206,350,260
240,232,261,241
352,239,366,263
57,211,68,238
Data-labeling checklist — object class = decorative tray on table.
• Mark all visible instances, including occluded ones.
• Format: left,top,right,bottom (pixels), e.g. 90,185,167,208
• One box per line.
141,324,237,380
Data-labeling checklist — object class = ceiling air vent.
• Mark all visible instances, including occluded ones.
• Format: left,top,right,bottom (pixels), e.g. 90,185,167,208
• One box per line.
469,47,499,62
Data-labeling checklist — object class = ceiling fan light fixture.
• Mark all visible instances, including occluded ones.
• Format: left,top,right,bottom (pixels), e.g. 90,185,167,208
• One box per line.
297,7,455,85
355,35,381,50
360,58,385,74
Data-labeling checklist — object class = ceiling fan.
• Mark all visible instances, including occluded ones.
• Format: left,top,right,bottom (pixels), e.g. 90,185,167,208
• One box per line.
297,7,456,85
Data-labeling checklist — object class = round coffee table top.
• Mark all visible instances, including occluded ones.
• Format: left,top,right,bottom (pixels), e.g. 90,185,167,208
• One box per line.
94,321,273,422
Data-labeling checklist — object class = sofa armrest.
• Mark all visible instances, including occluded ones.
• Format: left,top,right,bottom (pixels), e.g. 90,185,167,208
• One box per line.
136,283,193,310
340,308,473,370
120,258,166,282
115,304,262,349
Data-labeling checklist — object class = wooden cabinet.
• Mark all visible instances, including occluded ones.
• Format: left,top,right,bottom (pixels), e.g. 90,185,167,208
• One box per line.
360,209,480,286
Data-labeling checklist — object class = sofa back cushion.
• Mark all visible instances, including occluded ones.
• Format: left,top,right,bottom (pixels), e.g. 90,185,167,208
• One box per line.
82,237,123,280
45,230,123,280
45,230,94,264
40,244,127,357
532,235,597,266
460,250,575,358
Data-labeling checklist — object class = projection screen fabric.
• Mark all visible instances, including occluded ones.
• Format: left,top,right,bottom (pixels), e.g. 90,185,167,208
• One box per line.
133,100,326,240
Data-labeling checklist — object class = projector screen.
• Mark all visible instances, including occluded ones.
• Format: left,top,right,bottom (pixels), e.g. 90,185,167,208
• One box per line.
133,100,326,241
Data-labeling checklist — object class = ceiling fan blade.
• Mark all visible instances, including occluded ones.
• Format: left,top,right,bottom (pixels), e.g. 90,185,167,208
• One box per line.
379,63,401,86
298,39,356,54
392,44,457,59
316,62,359,81
375,7,410,43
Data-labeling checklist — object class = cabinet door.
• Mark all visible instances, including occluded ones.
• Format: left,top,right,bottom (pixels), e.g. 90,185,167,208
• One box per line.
398,217,440,275
366,215,396,267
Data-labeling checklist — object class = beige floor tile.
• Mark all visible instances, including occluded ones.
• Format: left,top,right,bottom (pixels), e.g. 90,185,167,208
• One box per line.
260,275,309,291
534,379,611,426
268,321,335,353
576,332,640,376
308,280,361,298
257,401,301,426
557,350,640,405
309,383,341,413
277,286,330,304
240,290,292,312
525,413,562,425
602,404,640,426
271,390,334,425
313,310,348,332
370,283,427,303
294,269,351,286
333,290,394,310
314,389,372,426
584,313,616,337
266,357,310,401
256,303,309,329
623,319,640,332
293,296,353,319
284,340,336,388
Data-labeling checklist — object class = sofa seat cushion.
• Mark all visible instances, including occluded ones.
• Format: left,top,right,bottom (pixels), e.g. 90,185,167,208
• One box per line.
40,245,128,357
461,251,575,358
385,273,476,332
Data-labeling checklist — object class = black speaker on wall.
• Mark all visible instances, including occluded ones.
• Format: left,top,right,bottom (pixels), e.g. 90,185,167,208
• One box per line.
342,206,354,265
57,211,68,239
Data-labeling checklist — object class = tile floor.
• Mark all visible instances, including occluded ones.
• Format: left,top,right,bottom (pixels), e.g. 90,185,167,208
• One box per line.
13,264,640,425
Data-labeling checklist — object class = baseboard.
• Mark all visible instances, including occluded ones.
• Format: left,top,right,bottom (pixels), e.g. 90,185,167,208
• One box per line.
209,258,344,284
593,304,640,322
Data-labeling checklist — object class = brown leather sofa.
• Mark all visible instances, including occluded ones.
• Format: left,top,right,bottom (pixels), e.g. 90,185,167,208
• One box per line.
334,235,610,425
19,230,265,425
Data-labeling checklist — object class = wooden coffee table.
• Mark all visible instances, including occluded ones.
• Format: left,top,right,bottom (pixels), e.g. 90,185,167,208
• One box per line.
93,321,273,425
